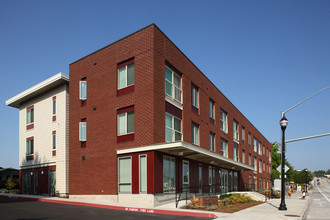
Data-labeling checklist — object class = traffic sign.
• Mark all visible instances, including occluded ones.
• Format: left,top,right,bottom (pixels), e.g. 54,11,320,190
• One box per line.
277,165,290,173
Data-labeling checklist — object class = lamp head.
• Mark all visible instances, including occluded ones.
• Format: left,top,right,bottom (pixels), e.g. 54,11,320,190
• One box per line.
280,116,288,128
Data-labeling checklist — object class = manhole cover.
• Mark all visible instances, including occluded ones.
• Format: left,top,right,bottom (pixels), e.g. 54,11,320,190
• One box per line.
285,215,300,217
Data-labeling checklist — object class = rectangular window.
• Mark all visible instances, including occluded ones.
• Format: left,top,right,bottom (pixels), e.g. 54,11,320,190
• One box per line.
242,126,245,142
165,113,182,142
199,164,202,192
26,108,34,124
118,110,134,136
233,145,239,162
165,66,182,103
118,157,132,193
26,139,34,155
52,132,56,149
253,138,257,152
191,123,199,145
248,153,251,166
191,85,199,108
139,155,147,193
52,99,56,115
79,122,87,141
118,63,134,90
183,160,189,190
209,99,215,119
253,157,257,172
242,150,245,164
208,166,212,186
248,132,251,146
209,132,215,152
233,120,239,142
220,109,228,133
220,139,228,158
259,160,262,173
163,156,175,192
80,81,87,100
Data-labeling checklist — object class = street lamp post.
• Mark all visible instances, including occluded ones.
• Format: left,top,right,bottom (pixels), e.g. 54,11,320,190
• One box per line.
279,114,288,211
278,86,329,211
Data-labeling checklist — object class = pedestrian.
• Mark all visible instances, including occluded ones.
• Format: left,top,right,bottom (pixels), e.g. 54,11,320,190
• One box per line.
288,186,292,199
302,190,306,199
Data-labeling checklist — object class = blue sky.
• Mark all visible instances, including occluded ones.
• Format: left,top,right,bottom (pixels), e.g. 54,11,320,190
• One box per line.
1,0,329,172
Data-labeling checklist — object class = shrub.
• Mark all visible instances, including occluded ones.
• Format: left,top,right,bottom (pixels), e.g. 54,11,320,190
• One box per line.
227,194,253,204
207,205,218,211
219,193,232,200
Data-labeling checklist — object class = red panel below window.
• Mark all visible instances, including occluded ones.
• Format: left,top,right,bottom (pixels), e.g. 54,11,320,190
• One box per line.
52,150,56,156
26,155,34,161
165,101,182,119
191,105,199,115
117,133,134,143
117,85,134,97
209,117,215,125
81,142,86,148
27,124,34,130
52,115,56,122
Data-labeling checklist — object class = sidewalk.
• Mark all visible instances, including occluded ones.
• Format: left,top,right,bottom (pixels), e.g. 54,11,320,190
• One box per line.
0,191,310,220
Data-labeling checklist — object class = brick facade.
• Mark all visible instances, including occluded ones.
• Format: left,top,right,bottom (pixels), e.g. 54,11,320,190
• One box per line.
69,24,271,198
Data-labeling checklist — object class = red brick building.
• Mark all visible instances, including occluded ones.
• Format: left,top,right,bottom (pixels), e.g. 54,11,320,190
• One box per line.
69,24,272,206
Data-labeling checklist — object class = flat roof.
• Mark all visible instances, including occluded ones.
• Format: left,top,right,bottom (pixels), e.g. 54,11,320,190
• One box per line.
117,141,253,171
6,72,69,108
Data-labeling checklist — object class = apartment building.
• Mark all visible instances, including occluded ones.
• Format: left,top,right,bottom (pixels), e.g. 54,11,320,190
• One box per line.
6,73,69,196
69,24,272,206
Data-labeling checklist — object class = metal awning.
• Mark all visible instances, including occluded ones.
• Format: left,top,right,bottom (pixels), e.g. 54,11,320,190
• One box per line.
117,141,253,171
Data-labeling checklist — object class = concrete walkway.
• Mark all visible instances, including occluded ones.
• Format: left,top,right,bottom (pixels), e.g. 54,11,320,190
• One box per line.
0,191,310,219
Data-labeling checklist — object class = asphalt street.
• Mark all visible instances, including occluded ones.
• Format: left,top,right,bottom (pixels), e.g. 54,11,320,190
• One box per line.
304,178,330,220
0,197,211,220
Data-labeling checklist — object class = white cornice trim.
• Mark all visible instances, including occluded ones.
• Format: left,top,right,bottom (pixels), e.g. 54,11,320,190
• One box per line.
6,73,69,108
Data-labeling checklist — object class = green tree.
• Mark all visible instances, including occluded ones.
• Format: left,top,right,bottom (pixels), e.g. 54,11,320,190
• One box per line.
293,169,313,184
5,178,17,190
270,142,294,183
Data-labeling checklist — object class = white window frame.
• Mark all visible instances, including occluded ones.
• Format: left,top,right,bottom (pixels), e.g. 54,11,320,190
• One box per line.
26,108,34,125
220,109,228,133
165,66,182,104
117,111,134,136
233,120,239,142
191,123,199,146
253,157,257,172
165,113,182,142
259,160,262,173
139,154,147,193
118,63,134,90
79,81,87,100
191,85,199,108
220,139,228,158
118,156,132,193
79,122,87,141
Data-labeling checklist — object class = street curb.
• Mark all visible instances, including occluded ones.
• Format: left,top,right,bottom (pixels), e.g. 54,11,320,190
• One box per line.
0,194,217,219
301,190,313,220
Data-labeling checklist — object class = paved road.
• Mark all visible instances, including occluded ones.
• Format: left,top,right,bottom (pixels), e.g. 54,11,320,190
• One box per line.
0,197,211,220
304,178,330,220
